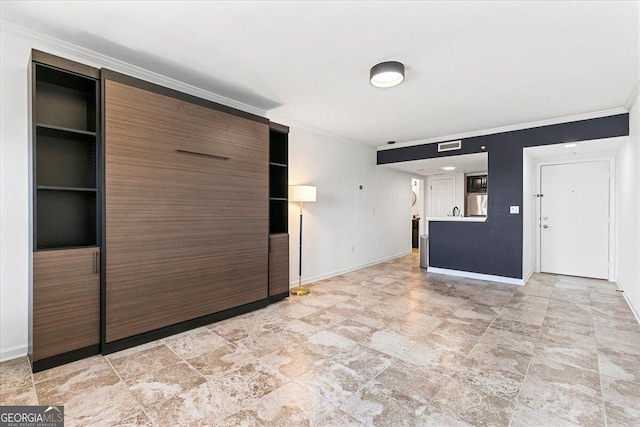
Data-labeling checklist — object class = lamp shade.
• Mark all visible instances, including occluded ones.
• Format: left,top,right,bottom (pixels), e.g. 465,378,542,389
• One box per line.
290,185,317,202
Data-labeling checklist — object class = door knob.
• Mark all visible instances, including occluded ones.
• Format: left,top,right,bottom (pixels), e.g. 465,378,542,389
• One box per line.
542,225,550,229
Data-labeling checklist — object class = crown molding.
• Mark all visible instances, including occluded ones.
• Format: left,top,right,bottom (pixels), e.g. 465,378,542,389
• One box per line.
377,108,629,151
2,20,375,148
266,112,371,148
1,20,266,118
625,77,640,111
3,20,635,150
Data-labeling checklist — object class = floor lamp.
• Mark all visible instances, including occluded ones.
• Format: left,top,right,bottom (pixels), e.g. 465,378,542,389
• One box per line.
289,185,317,296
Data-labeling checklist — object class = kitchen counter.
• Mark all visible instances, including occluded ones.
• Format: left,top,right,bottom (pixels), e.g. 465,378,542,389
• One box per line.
426,215,523,285
426,216,487,222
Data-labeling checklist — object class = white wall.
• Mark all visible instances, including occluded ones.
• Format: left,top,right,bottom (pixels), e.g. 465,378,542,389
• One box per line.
286,125,412,285
1,29,32,361
522,149,536,281
617,97,640,319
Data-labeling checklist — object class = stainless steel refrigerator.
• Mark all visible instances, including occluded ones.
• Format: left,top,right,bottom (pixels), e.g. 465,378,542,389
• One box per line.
466,193,488,216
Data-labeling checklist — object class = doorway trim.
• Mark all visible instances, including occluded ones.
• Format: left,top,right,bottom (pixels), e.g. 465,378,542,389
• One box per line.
534,156,616,281
411,176,426,236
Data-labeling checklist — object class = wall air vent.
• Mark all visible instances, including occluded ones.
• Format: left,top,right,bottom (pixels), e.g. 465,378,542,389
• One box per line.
438,140,462,152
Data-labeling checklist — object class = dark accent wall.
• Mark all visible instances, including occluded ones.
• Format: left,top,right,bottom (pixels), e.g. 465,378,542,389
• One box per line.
378,114,629,279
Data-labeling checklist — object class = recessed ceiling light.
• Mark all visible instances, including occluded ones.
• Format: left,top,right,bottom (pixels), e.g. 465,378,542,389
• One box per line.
370,61,405,88
442,166,456,171
564,143,578,148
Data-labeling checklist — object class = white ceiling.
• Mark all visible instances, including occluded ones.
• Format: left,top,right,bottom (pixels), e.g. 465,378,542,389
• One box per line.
2,1,638,146
526,136,628,160
382,152,487,177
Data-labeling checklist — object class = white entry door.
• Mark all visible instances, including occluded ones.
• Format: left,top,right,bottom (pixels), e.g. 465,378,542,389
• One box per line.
429,176,455,217
540,160,610,279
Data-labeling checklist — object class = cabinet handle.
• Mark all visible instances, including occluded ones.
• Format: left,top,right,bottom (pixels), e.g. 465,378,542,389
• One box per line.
175,149,230,161
93,252,99,275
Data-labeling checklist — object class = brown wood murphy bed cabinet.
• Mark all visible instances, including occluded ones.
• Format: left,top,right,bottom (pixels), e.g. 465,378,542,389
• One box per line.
29,50,290,371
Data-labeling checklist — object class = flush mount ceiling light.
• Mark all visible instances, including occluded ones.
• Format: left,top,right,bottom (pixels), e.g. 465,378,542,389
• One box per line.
370,61,405,88
442,166,456,171
564,143,578,148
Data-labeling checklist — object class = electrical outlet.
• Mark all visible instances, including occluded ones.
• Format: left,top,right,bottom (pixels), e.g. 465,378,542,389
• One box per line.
510,206,520,214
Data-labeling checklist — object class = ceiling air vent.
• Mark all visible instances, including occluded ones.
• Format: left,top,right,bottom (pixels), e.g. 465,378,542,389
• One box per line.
438,140,462,152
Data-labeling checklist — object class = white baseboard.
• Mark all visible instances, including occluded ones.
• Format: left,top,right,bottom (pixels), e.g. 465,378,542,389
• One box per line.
522,269,534,285
0,344,28,363
617,280,640,325
290,251,412,287
427,267,525,286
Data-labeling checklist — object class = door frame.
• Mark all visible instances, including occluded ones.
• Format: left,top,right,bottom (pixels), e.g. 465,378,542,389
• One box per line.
534,156,616,281
427,175,456,217
411,176,427,236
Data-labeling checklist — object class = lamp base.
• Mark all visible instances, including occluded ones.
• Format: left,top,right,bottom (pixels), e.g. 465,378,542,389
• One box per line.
290,286,310,296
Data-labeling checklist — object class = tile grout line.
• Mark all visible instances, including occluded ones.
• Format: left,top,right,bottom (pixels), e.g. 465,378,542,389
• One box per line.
27,358,40,406
591,288,609,427
160,330,213,383
111,330,251,425
103,355,159,427
289,375,366,426
161,328,279,425
241,409,266,427
506,275,556,427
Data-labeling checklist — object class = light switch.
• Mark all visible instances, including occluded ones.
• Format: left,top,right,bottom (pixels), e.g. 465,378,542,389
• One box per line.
510,206,520,214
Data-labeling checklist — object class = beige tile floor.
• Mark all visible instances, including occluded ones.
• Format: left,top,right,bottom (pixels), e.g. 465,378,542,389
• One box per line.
2,252,640,426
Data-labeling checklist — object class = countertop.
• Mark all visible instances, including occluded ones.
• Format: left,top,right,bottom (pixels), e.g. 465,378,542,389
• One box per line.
426,216,487,222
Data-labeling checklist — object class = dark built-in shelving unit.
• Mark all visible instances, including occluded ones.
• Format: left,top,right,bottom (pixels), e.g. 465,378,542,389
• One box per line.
30,51,102,373
34,63,99,250
269,127,288,234
268,124,290,299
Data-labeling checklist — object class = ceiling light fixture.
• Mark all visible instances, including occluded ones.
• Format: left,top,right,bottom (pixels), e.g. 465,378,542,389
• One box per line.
370,61,405,88
442,166,456,171
564,143,578,148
